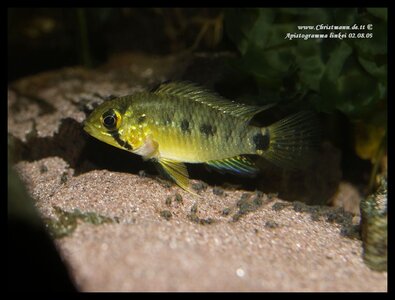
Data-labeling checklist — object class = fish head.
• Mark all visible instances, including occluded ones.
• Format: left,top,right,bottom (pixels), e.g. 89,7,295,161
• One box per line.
83,98,131,151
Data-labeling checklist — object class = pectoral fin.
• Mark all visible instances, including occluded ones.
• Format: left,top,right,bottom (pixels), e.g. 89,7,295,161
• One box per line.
158,158,195,194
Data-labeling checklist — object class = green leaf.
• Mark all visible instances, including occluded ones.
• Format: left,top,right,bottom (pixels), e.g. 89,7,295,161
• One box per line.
358,56,387,83
224,8,261,55
353,20,387,57
295,40,326,91
330,8,358,25
323,41,353,83
224,8,387,123
367,8,387,22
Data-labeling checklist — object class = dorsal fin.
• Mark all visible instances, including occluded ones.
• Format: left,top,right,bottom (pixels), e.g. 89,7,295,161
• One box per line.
155,81,274,123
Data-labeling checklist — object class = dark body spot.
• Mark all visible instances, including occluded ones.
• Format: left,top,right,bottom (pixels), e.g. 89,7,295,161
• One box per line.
200,123,216,137
137,115,146,124
181,119,190,133
224,129,232,142
253,133,270,151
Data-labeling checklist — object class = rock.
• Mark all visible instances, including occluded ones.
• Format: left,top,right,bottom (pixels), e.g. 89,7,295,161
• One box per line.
257,141,342,206
331,181,362,216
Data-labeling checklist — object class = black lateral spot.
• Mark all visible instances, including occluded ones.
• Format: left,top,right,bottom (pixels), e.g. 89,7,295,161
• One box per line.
253,133,270,151
111,131,132,150
137,115,146,124
224,130,232,142
200,123,216,137
181,119,190,133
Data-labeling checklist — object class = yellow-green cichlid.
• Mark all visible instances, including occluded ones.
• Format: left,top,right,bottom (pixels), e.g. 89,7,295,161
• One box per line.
84,82,319,193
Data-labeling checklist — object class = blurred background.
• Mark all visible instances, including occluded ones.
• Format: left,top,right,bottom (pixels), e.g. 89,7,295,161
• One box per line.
8,8,229,80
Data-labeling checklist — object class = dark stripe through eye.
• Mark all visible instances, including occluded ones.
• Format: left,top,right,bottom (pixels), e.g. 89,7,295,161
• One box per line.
111,131,132,150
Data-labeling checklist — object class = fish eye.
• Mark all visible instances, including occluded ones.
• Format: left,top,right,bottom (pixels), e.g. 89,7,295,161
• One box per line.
101,109,120,130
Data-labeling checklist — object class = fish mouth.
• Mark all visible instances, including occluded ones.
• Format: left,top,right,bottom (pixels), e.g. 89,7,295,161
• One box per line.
83,122,99,137
83,122,111,142
83,123,92,134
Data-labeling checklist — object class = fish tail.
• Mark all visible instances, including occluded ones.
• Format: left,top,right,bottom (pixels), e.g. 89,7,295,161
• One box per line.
257,111,320,169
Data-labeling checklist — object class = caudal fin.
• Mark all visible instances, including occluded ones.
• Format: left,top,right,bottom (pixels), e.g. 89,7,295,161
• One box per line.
260,111,320,169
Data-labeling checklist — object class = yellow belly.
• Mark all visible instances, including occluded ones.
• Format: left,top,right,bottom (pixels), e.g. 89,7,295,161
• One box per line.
153,127,244,163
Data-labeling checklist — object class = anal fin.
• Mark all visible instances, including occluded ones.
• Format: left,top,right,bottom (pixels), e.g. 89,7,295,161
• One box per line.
206,156,259,177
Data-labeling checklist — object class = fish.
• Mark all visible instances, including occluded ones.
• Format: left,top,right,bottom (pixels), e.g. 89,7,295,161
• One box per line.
84,81,319,193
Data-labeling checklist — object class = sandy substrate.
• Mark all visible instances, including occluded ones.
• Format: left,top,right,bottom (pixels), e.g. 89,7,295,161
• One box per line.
13,158,387,291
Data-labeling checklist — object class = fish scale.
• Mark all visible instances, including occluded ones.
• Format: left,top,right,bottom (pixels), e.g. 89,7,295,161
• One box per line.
138,93,253,162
